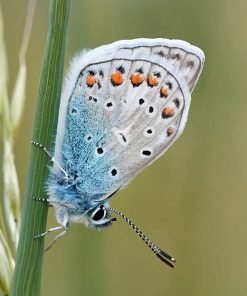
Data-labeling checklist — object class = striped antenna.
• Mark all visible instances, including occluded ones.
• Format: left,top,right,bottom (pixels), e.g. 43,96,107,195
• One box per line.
107,207,176,268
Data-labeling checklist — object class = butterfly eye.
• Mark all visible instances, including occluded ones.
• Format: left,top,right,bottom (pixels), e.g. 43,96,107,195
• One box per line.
92,206,106,221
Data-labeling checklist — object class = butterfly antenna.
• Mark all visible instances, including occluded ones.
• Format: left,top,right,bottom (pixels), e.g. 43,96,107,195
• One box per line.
107,207,176,268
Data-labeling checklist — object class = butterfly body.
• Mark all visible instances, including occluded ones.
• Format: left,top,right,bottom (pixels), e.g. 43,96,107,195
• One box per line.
39,38,204,253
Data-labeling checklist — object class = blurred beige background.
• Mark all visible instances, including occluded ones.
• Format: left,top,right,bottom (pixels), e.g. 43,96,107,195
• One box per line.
2,0,247,295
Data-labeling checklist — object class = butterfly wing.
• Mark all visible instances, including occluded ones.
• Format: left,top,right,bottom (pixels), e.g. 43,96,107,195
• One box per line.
54,38,204,197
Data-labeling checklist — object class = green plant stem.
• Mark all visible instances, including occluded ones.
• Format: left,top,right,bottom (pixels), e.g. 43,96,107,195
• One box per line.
10,1,71,295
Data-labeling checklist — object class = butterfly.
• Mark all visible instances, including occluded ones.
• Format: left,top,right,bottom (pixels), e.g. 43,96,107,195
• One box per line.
33,38,204,268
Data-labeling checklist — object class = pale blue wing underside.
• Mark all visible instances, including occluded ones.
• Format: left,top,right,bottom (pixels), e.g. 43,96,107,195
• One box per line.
54,39,204,196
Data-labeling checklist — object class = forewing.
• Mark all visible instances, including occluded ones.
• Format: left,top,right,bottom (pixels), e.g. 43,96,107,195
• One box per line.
55,39,204,195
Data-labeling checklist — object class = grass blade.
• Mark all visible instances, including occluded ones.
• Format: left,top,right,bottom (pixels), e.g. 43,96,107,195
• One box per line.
10,1,71,295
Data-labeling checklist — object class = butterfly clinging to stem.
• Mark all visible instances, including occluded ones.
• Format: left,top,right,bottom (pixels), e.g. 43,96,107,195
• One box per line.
33,38,204,268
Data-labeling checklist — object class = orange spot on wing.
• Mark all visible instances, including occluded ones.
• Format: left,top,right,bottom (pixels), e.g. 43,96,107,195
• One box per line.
167,127,174,136
147,75,158,87
160,86,169,98
162,107,175,118
111,72,124,86
130,73,144,86
86,75,96,87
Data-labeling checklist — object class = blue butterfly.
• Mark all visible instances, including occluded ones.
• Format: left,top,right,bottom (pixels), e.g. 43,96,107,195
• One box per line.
33,38,204,268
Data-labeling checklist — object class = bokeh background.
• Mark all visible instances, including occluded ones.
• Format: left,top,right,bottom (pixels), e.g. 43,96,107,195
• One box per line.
2,0,247,295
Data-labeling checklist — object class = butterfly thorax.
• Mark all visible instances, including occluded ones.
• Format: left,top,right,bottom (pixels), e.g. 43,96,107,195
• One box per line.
47,166,114,229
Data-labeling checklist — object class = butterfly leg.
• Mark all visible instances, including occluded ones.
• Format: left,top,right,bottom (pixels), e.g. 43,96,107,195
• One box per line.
44,229,68,251
31,141,68,177
32,196,52,207
34,225,68,251
34,225,64,239
33,196,78,210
